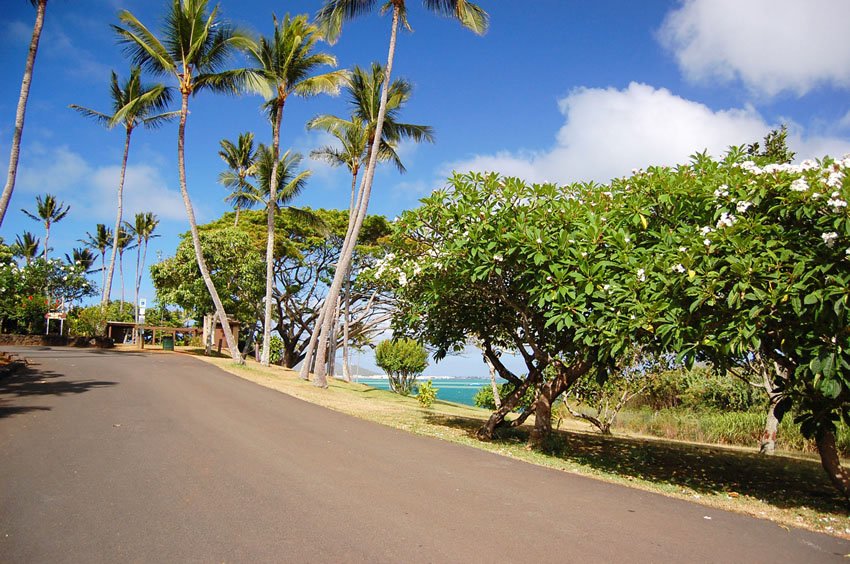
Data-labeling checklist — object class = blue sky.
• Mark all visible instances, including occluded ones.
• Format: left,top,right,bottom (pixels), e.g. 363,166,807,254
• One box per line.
2,0,850,376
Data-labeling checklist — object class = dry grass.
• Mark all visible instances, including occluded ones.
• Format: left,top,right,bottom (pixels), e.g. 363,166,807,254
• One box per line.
168,349,848,538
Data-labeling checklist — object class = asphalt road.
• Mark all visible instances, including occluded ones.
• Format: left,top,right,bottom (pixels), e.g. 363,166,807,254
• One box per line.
1,347,848,563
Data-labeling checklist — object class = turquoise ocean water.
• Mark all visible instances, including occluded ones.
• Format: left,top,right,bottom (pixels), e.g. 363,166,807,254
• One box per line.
354,377,492,407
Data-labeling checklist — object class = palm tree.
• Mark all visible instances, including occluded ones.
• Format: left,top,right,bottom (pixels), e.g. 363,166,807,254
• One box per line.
65,247,97,273
21,193,70,261
306,0,487,386
130,212,160,328
307,66,434,379
70,67,174,307
0,0,49,228
113,0,254,363
218,132,259,225
12,231,40,265
115,223,136,314
255,145,312,208
80,223,112,294
242,13,347,367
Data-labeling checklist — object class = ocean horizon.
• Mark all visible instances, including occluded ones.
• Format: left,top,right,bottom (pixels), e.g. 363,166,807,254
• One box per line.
353,377,498,407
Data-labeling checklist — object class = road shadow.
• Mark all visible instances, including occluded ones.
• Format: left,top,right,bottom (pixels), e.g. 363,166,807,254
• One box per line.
0,364,117,401
425,413,847,516
0,404,51,419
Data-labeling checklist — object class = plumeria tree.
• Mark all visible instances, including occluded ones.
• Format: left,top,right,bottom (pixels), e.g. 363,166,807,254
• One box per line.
381,173,665,445
625,149,850,500
0,258,95,334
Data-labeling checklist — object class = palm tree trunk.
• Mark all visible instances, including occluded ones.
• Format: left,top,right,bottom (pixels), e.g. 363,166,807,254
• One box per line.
119,250,125,314
311,6,401,387
43,223,49,261
0,0,47,227
176,90,243,364
234,207,240,226
134,239,141,340
261,98,285,366
100,251,106,298
102,127,132,307
298,302,327,380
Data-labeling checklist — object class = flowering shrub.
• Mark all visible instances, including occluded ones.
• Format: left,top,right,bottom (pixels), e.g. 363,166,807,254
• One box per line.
0,258,95,334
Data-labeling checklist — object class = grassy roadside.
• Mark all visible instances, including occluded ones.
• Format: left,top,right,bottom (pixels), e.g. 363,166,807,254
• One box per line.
165,347,849,538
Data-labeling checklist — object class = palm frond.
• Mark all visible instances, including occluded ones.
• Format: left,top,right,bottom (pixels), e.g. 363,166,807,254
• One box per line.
113,10,174,76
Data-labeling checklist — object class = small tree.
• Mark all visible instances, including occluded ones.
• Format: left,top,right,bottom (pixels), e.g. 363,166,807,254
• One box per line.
375,338,428,395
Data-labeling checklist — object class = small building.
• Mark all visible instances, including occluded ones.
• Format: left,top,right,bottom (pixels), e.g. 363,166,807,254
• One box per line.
202,315,241,353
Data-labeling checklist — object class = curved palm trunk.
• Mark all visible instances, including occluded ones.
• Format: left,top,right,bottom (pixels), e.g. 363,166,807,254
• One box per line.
100,251,106,297
341,167,359,382
261,98,285,366
102,127,132,307
177,91,243,364
310,7,401,386
0,0,47,227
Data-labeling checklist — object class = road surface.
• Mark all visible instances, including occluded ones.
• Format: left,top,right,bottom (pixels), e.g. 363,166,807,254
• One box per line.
1,347,848,562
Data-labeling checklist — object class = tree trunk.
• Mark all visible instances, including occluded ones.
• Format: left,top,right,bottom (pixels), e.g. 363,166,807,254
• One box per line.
298,303,327,380
43,223,49,261
0,0,47,227
530,390,554,448
133,240,141,342
102,127,132,307
815,427,850,503
341,279,352,382
176,90,242,364
261,98,285,366
760,391,782,455
483,352,502,409
234,207,240,226
310,6,401,387
477,376,535,440
119,251,125,314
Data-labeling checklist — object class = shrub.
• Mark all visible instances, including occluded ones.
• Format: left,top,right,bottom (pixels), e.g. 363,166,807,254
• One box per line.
268,335,284,365
417,379,438,408
474,381,535,412
637,364,759,412
375,338,429,395
68,305,107,337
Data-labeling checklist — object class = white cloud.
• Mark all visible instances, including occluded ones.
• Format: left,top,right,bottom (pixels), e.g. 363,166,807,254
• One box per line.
2,20,32,44
658,0,850,97
444,82,850,186
90,164,186,221
16,145,187,222
17,146,90,193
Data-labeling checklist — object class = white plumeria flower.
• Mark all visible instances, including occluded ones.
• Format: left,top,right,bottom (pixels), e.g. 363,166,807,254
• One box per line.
581,251,588,257
493,254,504,262
536,238,542,244
822,232,839,247
678,246,688,252
790,178,809,192
713,185,730,198
736,200,753,213
624,236,631,243
602,284,610,292
699,226,713,235
716,212,737,229
827,197,847,211
703,238,712,246
636,268,646,282
826,172,844,189
671,264,686,273
398,272,408,287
